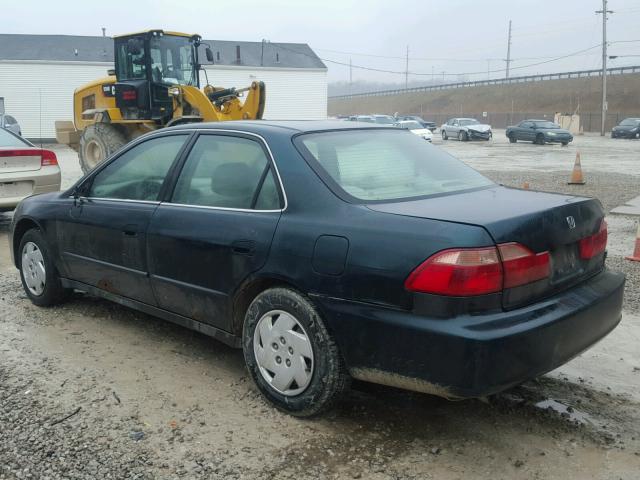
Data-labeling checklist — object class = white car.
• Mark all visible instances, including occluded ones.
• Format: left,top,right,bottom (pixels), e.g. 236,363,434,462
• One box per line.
395,120,433,141
0,128,61,211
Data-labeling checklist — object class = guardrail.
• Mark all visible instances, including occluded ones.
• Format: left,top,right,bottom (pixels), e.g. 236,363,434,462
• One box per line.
329,65,640,100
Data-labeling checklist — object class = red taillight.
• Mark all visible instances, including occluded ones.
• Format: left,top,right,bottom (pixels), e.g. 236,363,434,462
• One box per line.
122,90,137,101
404,247,503,296
405,242,551,297
40,149,58,166
498,242,550,288
0,148,58,166
579,220,607,259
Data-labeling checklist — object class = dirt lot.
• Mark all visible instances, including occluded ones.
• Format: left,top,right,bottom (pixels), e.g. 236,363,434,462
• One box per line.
1,131,639,479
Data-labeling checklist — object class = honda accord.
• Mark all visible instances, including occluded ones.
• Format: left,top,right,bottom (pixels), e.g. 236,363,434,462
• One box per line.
9,121,624,416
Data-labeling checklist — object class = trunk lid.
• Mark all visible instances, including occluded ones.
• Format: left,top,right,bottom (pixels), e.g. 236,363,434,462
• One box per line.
368,185,606,308
0,148,43,173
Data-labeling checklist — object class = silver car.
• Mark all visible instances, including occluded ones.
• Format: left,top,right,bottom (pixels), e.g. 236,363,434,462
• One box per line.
0,128,61,211
0,114,22,136
441,117,492,141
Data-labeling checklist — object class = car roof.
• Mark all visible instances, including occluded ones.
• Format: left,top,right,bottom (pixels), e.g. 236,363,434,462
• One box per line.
166,120,391,136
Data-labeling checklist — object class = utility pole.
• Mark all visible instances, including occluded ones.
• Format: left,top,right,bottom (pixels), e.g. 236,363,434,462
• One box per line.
596,1,614,136
405,45,409,89
505,20,512,78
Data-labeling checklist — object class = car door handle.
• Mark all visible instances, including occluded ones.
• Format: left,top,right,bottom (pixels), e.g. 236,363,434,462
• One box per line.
232,240,256,255
123,224,139,237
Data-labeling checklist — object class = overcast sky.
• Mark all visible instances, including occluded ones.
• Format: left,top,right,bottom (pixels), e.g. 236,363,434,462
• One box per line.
3,0,640,84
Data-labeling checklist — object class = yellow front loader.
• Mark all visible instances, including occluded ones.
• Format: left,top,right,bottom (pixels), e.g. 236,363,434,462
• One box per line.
56,29,265,173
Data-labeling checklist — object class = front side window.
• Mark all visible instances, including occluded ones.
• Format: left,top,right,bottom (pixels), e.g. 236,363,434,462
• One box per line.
89,135,188,201
149,36,196,86
296,129,493,202
172,135,281,210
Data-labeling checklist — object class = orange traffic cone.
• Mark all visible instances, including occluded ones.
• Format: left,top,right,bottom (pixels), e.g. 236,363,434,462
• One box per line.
626,225,640,262
522,182,530,190
568,151,585,185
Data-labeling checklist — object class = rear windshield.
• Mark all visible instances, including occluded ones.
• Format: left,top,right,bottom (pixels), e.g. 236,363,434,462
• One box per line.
296,129,493,202
398,121,423,130
0,128,29,147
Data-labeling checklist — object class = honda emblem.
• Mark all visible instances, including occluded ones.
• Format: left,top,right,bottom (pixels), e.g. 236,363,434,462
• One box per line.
566,216,576,229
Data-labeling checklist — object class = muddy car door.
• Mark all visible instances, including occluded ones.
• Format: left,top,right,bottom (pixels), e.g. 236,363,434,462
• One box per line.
58,133,190,305
146,132,283,332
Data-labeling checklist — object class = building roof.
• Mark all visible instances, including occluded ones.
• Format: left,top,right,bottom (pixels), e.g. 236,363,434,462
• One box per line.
0,33,326,69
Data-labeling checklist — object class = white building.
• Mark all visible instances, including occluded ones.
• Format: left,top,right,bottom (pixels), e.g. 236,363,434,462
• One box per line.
0,33,328,140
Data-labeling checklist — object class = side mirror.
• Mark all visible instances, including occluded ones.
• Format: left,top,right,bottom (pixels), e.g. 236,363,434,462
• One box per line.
205,47,214,63
107,68,116,76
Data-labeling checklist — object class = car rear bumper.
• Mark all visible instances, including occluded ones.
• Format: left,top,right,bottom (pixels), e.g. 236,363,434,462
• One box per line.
313,269,624,399
0,167,61,210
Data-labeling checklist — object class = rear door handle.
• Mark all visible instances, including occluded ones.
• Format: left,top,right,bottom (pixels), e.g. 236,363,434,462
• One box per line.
232,240,256,255
123,224,139,237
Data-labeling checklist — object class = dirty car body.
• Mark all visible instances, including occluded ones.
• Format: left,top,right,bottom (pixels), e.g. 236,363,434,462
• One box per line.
10,121,624,401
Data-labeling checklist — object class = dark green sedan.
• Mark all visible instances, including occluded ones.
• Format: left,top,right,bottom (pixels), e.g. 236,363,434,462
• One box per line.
506,120,573,145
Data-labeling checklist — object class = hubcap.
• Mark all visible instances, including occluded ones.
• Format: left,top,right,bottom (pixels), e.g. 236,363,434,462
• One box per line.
21,242,46,296
85,140,105,169
253,310,314,396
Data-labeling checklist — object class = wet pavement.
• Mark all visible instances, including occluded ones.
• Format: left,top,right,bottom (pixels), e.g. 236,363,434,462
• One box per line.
1,138,639,479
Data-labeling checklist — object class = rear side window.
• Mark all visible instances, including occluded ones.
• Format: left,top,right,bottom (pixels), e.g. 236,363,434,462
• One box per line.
296,129,493,202
171,135,281,210
89,134,187,201
0,127,29,147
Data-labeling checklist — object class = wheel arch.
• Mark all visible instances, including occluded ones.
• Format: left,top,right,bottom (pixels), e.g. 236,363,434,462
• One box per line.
230,274,304,336
12,217,43,268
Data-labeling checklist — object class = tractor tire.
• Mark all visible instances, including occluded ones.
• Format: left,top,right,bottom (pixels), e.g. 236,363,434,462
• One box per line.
79,123,127,174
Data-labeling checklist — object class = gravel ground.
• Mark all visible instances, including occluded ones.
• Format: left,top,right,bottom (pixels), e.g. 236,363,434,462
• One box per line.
1,138,640,479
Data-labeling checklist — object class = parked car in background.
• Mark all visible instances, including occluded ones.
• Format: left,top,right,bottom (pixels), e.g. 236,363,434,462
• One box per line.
441,118,492,141
0,127,60,211
371,114,396,125
611,118,640,139
506,120,573,145
10,120,624,416
0,114,22,136
398,115,437,132
348,115,375,123
395,120,433,141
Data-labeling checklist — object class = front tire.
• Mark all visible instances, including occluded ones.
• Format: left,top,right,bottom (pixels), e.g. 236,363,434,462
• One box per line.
18,229,70,307
458,131,468,141
508,133,517,143
441,130,448,140
79,123,127,174
535,134,545,145
243,287,350,417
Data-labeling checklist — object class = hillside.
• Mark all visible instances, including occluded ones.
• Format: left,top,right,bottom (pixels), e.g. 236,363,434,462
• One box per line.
328,73,640,131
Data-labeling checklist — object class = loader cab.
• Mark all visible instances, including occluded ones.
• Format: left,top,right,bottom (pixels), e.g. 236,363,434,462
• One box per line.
113,30,201,122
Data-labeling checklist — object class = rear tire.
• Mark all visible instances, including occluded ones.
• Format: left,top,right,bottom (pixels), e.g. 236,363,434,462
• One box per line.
243,287,350,417
18,229,70,307
79,123,127,174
